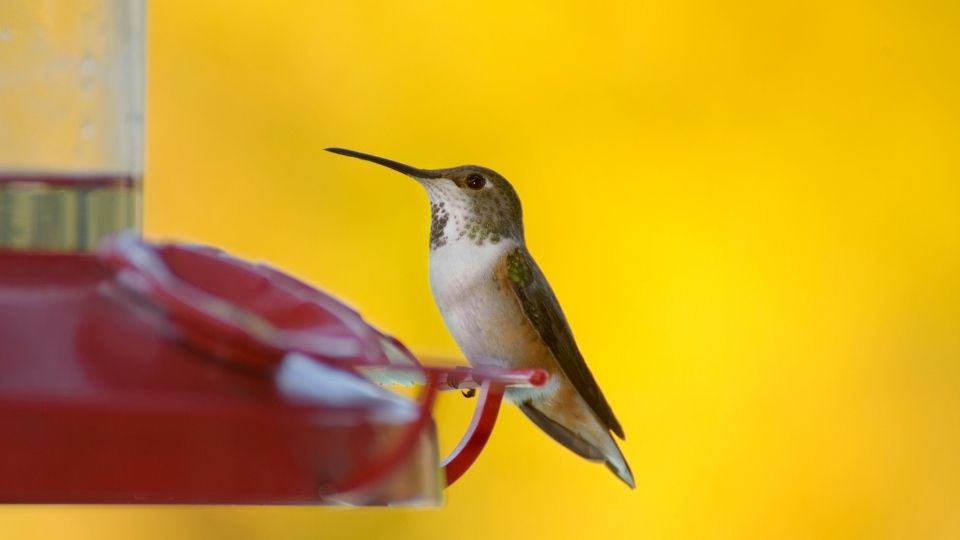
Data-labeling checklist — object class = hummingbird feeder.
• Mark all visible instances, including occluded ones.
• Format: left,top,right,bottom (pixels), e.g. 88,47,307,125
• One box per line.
0,0,541,505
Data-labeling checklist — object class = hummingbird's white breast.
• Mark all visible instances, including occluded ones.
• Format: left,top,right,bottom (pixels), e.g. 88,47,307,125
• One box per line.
428,236,561,401
429,236,518,367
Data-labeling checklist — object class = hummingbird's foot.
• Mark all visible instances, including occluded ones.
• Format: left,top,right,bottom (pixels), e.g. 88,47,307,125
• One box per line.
461,388,477,398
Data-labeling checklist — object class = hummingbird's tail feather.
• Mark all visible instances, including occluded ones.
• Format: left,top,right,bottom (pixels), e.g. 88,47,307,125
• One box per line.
519,401,606,460
603,438,635,489
519,401,636,489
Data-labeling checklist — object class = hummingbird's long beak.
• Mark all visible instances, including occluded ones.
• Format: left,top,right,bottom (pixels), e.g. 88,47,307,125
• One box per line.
325,148,442,179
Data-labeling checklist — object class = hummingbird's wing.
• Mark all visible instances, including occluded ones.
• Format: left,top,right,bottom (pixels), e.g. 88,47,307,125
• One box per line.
497,247,625,439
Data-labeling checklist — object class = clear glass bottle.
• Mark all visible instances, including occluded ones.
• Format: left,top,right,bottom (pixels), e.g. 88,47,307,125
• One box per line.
0,1,144,251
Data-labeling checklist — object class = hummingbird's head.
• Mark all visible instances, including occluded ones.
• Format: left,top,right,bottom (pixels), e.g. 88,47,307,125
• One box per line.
326,148,524,250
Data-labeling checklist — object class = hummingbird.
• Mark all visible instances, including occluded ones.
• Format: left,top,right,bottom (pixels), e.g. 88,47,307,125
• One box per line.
326,147,634,488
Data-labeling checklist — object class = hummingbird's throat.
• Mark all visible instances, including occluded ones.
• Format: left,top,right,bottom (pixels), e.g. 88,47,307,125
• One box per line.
423,176,523,251
429,202,449,250
427,198,516,251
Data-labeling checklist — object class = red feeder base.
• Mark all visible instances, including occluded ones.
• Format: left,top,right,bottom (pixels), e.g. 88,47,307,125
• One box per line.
0,250,441,505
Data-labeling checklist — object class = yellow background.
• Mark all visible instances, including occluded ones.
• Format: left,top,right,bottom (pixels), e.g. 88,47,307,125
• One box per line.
6,0,960,538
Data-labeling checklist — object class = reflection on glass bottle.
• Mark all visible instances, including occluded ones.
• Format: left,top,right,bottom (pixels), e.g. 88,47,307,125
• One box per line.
0,174,139,251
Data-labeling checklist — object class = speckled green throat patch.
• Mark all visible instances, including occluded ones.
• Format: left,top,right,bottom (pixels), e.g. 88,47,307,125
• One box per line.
424,166,524,250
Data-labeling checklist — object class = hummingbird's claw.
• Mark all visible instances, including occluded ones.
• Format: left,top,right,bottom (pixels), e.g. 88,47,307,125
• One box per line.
461,388,477,398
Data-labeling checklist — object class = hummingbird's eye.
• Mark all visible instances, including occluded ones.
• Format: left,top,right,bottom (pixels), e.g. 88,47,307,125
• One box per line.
466,174,486,190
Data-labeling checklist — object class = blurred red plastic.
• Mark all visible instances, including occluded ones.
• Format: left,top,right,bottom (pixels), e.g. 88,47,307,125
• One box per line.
0,239,438,504
98,233,419,371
